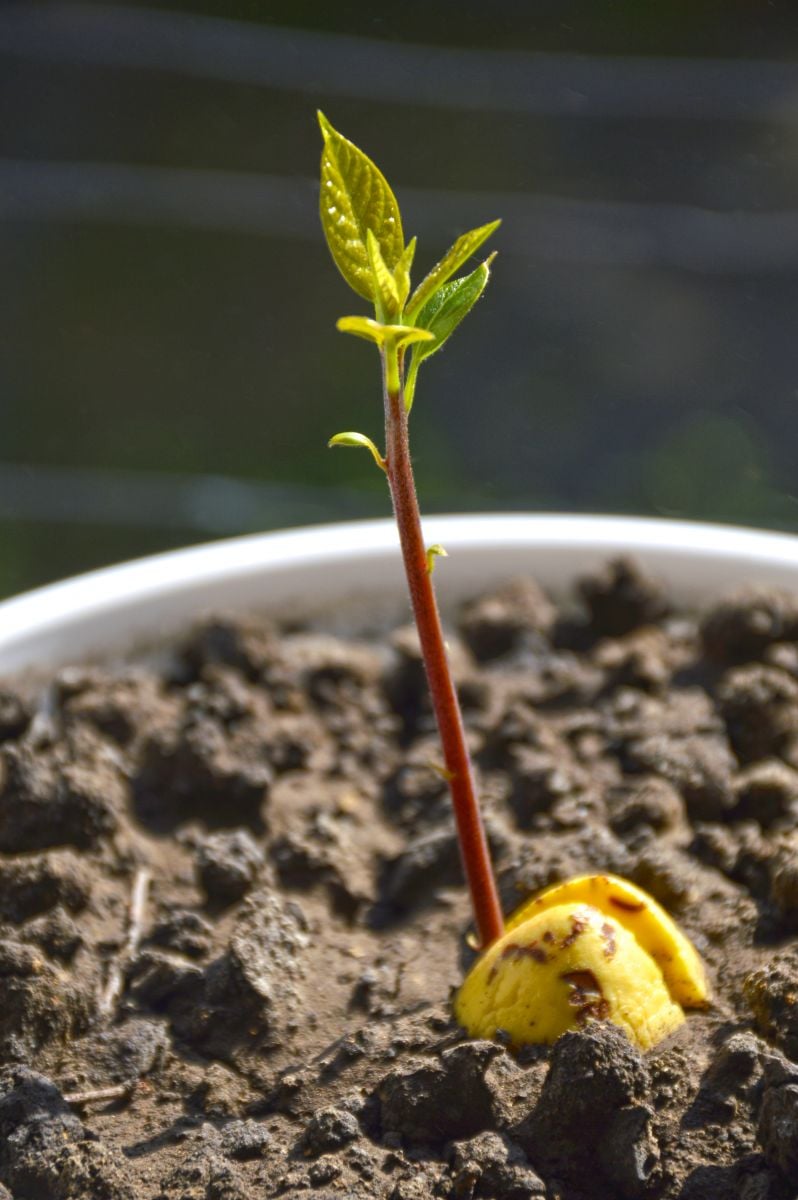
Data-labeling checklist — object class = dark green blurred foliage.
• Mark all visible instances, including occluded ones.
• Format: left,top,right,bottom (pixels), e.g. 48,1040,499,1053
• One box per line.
2,1,798,595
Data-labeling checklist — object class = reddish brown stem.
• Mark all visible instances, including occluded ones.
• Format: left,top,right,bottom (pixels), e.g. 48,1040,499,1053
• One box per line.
382,358,504,949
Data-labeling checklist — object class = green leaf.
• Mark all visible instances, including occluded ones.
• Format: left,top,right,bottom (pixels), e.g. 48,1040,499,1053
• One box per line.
393,236,416,310
336,315,435,351
367,230,400,318
405,219,500,321
404,255,495,412
414,255,494,359
318,111,404,302
328,431,386,471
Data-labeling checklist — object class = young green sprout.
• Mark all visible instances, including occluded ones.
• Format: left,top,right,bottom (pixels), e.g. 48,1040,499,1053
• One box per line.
318,111,503,949
317,115,708,1048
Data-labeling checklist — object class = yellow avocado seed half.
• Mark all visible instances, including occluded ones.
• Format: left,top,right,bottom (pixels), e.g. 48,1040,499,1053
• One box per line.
455,874,709,1052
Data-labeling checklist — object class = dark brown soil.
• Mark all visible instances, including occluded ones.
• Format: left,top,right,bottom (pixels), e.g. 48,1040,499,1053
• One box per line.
1,559,798,1199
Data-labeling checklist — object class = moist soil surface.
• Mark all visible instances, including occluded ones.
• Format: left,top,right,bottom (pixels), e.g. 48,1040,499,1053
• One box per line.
2,558,798,1199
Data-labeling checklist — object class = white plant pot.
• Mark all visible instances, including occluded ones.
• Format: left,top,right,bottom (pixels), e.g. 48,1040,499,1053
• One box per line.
1,513,798,675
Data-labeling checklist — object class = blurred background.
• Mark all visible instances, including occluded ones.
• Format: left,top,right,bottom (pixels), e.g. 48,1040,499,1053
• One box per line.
3,0,798,597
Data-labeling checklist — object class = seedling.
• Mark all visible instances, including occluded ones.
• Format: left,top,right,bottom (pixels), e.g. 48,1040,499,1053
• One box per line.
317,116,707,1047
317,112,503,949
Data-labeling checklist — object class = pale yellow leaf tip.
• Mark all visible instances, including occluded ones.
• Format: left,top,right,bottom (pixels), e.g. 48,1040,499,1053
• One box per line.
327,430,386,472
427,759,455,782
426,543,448,574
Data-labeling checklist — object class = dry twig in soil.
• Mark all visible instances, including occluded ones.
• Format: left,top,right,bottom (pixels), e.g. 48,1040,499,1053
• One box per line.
63,1081,137,1107
99,866,151,1019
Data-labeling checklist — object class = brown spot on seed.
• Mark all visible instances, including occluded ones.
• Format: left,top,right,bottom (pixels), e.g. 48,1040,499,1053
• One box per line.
496,941,549,970
561,968,610,1024
560,914,588,949
601,922,617,959
609,896,645,913
561,969,602,1002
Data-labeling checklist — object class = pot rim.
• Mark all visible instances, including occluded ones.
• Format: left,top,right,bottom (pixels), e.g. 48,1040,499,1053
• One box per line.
2,512,797,673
